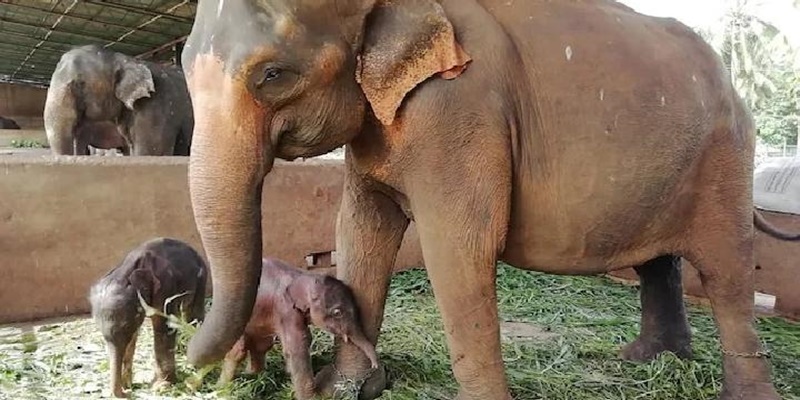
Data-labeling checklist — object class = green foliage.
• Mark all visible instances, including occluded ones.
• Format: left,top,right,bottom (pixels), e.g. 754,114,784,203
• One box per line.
698,0,800,146
9,139,44,148
1,265,799,399
755,69,800,145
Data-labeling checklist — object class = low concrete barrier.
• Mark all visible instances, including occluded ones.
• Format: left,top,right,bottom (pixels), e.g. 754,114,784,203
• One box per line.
2,155,797,324
0,156,423,324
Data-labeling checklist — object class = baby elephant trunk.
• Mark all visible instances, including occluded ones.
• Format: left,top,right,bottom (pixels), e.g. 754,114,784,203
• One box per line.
347,330,379,369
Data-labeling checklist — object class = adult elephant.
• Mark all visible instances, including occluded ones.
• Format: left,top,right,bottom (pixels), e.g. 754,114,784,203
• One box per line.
180,1,800,399
44,45,194,156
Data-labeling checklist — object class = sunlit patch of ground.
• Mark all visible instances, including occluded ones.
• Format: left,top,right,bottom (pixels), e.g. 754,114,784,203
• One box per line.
1,264,798,399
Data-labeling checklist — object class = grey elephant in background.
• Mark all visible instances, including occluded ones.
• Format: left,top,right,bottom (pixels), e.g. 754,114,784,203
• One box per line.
44,45,194,156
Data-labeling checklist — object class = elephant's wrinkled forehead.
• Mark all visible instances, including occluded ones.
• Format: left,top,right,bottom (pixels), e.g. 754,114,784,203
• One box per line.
183,0,304,75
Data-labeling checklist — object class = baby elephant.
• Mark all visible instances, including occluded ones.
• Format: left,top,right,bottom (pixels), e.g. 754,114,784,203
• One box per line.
218,257,378,399
89,237,208,398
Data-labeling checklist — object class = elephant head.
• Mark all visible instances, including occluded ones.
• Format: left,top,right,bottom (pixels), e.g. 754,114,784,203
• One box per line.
181,0,471,366
288,273,379,368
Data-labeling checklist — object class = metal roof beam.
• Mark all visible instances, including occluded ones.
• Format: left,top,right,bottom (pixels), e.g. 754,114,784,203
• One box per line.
0,67,50,79
0,30,75,50
0,2,175,38
135,35,188,60
11,0,80,79
0,40,62,55
104,0,192,50
0,16,157,49
84,1,194,24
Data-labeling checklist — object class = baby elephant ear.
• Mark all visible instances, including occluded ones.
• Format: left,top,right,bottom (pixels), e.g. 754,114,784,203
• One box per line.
128,252,163,306
357,0,472,126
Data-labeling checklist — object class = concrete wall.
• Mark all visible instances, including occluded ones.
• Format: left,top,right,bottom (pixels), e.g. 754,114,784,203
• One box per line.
0,82,47,129
0,156,423,324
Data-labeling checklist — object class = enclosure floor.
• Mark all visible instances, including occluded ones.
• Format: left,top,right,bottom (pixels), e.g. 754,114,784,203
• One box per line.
1,264,798,400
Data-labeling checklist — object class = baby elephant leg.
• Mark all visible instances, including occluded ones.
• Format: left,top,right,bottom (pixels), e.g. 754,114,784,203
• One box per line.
279,325,314,400
218,337,248,386
151,315,177,389
121,328,140,389
246,336,273,375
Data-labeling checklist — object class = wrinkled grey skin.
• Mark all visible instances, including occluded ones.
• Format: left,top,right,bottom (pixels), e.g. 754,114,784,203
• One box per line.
89,237,207,398
44,45,194,156
0,116,21,129
217,258,378,399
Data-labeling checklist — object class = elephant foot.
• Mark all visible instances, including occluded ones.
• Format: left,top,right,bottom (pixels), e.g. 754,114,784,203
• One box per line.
151,378,173,393
621,335,692,362
314,363,386,400
112,387,129,398
454,389,513,400
719,382,780,400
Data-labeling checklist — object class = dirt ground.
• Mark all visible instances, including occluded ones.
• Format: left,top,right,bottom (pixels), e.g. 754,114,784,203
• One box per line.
0,316,201,400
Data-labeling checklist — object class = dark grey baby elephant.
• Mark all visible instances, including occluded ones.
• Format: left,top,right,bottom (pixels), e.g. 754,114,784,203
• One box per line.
89,237,207,398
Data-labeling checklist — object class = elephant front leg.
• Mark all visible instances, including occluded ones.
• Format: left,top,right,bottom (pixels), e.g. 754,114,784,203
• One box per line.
406,136,513,400
314,165,409,400
415,207,511,399
151,315,177,390
280,325,315,400
621,255,693,361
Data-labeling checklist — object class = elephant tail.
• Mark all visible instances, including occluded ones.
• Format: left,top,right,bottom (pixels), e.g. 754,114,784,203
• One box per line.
753,209,800,241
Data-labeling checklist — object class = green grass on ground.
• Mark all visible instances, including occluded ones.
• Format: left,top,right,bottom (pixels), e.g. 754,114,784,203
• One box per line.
1,263,798,399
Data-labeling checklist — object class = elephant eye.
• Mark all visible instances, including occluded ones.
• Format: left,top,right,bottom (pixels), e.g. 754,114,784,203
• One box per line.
258,67,283,86
330,308,342,318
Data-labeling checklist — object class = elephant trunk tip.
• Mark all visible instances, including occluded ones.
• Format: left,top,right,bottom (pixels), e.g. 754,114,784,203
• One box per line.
186,308,248,367
349,332,379,369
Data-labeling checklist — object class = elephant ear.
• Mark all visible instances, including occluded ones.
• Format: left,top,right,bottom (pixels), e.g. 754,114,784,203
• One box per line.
128,251,164,307
357,0,471,126
115,60,155,110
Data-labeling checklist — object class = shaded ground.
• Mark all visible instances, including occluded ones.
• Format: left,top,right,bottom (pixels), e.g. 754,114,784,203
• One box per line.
1,264,798,399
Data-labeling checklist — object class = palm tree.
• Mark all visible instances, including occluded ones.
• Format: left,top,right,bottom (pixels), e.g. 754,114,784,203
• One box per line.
696,0,800,148
710,0,793,110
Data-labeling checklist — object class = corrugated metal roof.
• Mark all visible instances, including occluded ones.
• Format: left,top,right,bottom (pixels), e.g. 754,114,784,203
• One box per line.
0,0,197,87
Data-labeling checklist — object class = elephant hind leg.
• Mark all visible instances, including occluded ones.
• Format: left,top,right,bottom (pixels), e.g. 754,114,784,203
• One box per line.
684,236,779,400
621,255,692,362
678,132,779,399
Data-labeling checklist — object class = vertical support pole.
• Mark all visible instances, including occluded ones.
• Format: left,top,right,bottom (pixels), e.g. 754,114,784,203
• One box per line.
173,42,184,67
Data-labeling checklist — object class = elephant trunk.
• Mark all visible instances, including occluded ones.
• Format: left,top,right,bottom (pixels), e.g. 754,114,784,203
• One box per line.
184,55,275,367
107,344,125,398
348,329,379,369
43,84,78,155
